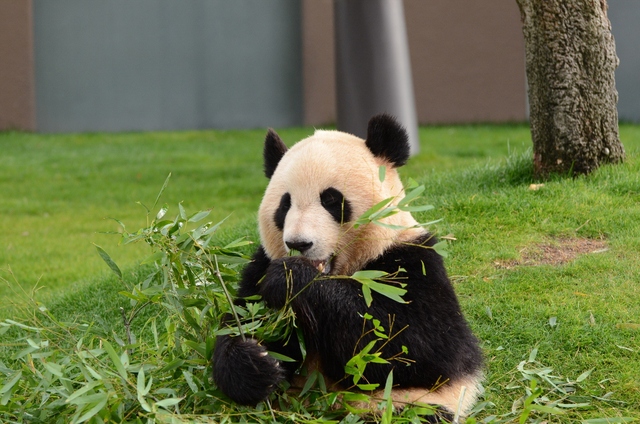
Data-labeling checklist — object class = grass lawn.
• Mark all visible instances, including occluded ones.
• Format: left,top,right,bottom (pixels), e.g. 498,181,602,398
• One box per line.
1,124,639,422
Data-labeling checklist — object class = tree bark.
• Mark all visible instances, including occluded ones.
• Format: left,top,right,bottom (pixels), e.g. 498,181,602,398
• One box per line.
516,0,625,177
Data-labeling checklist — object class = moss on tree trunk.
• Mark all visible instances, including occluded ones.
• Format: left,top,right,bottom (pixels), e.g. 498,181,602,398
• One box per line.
516,0,625,177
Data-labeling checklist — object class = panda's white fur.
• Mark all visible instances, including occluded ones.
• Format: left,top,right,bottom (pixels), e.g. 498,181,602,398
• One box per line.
259,129,423,276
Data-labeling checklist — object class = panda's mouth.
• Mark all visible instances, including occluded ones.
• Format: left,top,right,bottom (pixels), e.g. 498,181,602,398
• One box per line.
309,257,333,275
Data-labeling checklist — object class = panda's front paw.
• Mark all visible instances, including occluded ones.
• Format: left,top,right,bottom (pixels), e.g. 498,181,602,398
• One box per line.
261,257,318,308
213,335,285,406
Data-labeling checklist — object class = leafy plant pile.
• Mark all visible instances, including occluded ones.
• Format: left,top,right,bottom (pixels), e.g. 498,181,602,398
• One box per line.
0,175,634,423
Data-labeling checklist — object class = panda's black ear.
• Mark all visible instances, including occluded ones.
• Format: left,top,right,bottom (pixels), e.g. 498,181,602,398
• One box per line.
365,114,410,168
264,129,288,179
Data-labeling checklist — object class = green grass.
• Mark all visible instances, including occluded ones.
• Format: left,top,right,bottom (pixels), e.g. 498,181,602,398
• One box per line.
1,124,640,422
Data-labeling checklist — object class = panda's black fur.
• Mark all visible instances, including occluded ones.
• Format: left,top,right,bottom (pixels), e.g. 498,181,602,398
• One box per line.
213,114,483,419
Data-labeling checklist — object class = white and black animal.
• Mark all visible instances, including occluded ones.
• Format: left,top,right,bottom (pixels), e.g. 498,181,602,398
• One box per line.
213,114,483,420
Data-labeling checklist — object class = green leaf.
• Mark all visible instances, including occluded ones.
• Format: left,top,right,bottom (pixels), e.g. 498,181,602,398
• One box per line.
268,351,297,362
356,383,379,391
137,366,152,397
352,276,407,306
182,369,199,394
342,392,370,403
378,165,386,183
75,392,108,424
66,380,102,404
360,284,373,307
582,419,636,424
188,209,211,223
352,270,389,280
300,370,318,396
94,244,122,279
42,361,64,378
371,221,409,230
354,197,395,227
2,319,41,331
0,370,22,395
397,204,435,213
153,173,172,209
398,184,425,207
156,204,169,220
203,215,230,236
405,177,419,190
529,404,565,414
141,251,166,265
154,397,183,410
178,202,187,220
102,339,128,381
432,240,449,258
381,371,394,424
382,371,393,400
576,368,593,382
224,237,253,249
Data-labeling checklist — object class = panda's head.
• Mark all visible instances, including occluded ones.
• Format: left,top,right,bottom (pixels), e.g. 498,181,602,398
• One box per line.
258,114,423,276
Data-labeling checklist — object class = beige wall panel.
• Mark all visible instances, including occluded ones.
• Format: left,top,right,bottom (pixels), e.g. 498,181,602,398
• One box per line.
302,0,526,126
405,0,527,124
302,0,336,126
0,0,35,131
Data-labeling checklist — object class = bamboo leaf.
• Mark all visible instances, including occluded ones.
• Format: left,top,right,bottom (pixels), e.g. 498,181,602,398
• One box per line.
432,240,449,258
102,340,128,381
357,383,379,391
156,204,169,220
352,270,388,280
153,173,172,209
300,370,318,396
188,210,211,223
378,165,386,183
576,368,594,382
75,392,108,424
398,184,425,207
178,202,187,220
268,351,297,362
66,380,102,404
94,244,122,279
0,370,22,395
154,397,183,410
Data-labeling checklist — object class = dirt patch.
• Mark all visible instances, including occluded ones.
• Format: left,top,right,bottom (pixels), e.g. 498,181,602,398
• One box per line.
495,237,608,269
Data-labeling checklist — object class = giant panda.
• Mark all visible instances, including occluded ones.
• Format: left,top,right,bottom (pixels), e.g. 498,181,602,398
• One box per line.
213,114,483,420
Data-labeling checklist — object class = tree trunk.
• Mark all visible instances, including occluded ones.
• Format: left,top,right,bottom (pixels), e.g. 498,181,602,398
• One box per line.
516,0,625,177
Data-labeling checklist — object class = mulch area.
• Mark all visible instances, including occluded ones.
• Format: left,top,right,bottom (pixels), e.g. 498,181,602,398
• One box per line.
494,237,609,269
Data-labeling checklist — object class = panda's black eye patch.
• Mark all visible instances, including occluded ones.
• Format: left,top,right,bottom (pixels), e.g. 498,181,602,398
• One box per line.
274,193,291,231
320,187,352,224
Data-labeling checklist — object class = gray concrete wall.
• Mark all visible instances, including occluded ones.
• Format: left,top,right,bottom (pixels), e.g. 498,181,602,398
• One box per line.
609,0,640,123
33,0,302,133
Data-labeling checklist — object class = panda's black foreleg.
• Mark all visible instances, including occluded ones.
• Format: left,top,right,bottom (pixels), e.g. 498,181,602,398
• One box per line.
259,256,326,334
212,246,305,405
213,332,286,405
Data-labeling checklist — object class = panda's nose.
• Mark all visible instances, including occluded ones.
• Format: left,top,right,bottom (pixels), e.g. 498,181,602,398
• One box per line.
286,240,313,254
